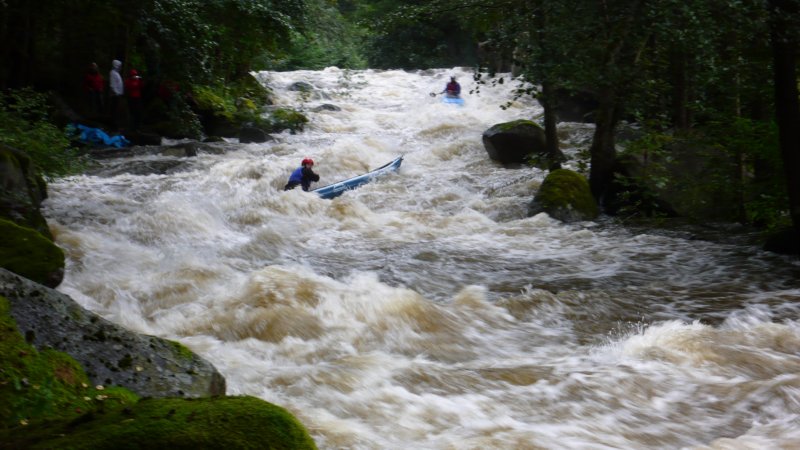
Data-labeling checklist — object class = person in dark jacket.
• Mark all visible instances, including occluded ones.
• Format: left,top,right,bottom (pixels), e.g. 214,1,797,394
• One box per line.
284,158,320,191
443,76,461,97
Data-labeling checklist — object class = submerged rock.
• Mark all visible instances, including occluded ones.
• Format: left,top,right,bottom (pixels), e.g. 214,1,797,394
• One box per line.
0,269,226,398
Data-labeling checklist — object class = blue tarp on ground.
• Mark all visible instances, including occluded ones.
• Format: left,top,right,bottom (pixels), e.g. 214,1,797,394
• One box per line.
70,124,130,148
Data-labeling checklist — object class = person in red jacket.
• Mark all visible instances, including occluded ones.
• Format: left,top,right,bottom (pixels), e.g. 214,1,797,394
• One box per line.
124,69,144,131
83,62,104,115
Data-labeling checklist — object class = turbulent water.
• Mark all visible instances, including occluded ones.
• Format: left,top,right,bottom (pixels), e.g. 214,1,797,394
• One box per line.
46,68,800,449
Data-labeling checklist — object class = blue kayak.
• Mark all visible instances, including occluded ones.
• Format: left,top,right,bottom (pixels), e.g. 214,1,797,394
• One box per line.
313,156,403,199
441,95,464,106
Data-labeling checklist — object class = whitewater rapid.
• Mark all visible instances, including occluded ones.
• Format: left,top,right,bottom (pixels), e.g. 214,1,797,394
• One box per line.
46,67,800,449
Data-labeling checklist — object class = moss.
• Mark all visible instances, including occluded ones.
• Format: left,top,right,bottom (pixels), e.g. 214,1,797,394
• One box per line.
536,169,599,220
0,296,138,430
494,119,541,132
270,108,308,134
4,396,318,450
0,218,64,287
166,340,194,360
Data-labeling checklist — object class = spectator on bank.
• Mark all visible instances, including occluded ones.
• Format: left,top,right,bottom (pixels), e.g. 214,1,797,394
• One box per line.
83,62,104,115
108,60,124,128
124,69,143,131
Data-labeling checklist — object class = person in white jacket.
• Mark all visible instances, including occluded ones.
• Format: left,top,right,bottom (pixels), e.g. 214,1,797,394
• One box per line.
108,60,124,128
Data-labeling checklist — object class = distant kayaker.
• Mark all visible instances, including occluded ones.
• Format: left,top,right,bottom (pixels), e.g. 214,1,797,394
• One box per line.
284,158,320,192
442,76,461,98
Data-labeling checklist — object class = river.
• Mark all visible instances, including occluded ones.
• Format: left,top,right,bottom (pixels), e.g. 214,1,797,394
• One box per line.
45,67,800,449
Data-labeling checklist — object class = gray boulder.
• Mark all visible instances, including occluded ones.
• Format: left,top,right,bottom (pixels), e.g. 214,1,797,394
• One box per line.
312,104,341,112
239,126,273,144
482,119,548,165
0,268,226,398
288,81,314,92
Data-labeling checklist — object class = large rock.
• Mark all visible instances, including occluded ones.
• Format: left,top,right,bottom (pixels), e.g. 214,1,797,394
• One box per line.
3,396,318,450
529,169,599,222
0,294,316,448
0,269,226,398
0,144,51,239
239,126,272,144
0,219,64,287
482,119,547,165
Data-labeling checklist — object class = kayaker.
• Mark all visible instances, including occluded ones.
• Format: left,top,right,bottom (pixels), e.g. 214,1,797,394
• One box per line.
442,76,461,97
284,158,320,191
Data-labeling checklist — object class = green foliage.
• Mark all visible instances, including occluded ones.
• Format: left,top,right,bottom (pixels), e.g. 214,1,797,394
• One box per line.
0,89,86,179
164,94,204,140
266,0,367,70
0,219,64,287
617,117,787,230
352,0,478,69
192,86,238,122
0,0,309,91
702,117,787,230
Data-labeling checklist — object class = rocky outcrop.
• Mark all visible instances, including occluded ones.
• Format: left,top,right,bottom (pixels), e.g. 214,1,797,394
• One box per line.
0,292,317,449
239,126,273,143
529,169,599,222
0,144,51,239
312,103,341,112
0,268,226,398
482,119,548,165
0,219,64,288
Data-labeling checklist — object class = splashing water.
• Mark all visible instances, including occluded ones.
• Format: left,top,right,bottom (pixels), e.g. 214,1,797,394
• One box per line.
46,67,800,449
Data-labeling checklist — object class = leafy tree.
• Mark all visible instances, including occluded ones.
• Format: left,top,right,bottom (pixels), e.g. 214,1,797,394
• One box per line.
265,0,367,70
0,89,85,179
353,0,478,69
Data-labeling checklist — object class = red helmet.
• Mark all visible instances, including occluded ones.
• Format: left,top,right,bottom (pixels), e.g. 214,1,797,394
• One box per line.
301,158,314,166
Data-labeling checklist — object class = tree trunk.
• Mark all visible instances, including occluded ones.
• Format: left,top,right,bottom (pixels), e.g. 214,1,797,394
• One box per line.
589,90,621,204
670,47,690,130
540,80,565,170
769,0,800,245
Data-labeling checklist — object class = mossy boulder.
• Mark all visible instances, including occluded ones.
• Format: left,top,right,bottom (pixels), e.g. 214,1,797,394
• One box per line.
0,218,64,287
0,295,140,429
0,144,51,239
269,108,308,134
2,396,318,450
482,119,547,165
0,295,317,449
0,269,225,398
529,169,599,222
